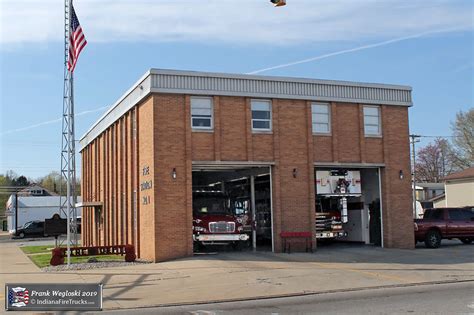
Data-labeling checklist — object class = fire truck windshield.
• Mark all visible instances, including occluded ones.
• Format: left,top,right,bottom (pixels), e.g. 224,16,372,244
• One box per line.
193,196,232,215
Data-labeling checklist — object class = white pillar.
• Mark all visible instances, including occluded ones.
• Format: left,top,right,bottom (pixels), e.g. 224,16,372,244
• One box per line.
251,175,256,251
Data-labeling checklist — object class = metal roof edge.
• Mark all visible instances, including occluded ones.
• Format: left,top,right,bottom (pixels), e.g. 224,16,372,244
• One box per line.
149,68,413,91
80,69,413,150
150,87,412,107
79,69,152,146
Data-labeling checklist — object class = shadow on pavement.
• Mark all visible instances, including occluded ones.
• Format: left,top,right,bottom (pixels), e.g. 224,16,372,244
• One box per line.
188,240,474,266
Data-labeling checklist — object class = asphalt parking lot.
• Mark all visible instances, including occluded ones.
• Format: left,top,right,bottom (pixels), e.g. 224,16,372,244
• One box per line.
0,232,76,246
1,232,473,311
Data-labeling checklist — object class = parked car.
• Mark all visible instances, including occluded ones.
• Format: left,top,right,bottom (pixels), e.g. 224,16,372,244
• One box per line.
13,220,46,239
414,207,474,248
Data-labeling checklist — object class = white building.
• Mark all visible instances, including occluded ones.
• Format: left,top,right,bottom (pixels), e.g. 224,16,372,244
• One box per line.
433,167,474,208
6,195,82,233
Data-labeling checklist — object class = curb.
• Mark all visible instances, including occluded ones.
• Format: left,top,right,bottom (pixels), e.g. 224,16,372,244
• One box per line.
101,278,474,311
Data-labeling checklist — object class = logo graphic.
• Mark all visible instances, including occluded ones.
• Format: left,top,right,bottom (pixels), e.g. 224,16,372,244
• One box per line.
8,287,29,308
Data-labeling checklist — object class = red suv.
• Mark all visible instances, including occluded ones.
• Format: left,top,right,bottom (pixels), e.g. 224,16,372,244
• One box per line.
415,207,474,248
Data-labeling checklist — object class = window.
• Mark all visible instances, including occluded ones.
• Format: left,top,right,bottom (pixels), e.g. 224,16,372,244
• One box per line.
448,209,470,221
363,106,381,136
312,103,331,134
423,209,443,220
191,97,213,130
251,100,272,131
465,207,474,220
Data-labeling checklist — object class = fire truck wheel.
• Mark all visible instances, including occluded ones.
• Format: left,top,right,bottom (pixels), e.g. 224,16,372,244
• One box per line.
460,238,472,244
231,242,242,251
193,242,204,252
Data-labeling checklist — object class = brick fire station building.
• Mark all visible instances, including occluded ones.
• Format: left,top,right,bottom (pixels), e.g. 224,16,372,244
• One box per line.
80,69,414,262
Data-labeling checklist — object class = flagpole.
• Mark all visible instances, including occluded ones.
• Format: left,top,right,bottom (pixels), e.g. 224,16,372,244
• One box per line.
60,0,77,267
59,0,86,268
66,0,72,268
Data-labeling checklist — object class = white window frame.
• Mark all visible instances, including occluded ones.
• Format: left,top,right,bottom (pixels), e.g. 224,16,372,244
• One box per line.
311,102,331,134
363,105,382,136
191,96,213,130
251,99,272,132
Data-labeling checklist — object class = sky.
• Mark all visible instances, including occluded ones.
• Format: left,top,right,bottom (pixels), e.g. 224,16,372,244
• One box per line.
0,0,473,180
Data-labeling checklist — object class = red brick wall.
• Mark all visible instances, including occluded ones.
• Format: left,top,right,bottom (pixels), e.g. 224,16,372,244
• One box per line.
252,134,274,161
273,99,314,251
137,98,156,261
191,132,214,161
220,96,247,161
153,94,193,261
81,92,414,262
380,105,413,248
313,136,333,162
365,138,384,163
336,103,361,163
81,98,150,259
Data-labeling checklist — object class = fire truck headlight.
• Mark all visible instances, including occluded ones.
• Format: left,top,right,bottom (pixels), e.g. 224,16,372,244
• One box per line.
237,217,243,224
237,226,244,232
194,226,206,232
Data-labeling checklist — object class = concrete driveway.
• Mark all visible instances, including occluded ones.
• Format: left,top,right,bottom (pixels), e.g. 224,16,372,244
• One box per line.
0,235,473,311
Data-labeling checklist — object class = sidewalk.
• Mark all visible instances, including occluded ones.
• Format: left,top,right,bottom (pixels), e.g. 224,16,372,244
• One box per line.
1,240,473,311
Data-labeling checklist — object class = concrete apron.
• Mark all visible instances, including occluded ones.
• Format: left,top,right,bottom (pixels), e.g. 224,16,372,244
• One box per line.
1,243,473,311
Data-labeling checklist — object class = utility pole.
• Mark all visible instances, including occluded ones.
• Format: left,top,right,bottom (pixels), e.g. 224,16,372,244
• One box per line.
410,134,421,217
14,193,18,235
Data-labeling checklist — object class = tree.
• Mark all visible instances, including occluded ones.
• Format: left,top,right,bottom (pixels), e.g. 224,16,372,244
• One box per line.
450,108,474,169
37,171,65,195
13,175,30,187
415,138,454,183
0,174,14,218
37,171,81,196
0,171,30,218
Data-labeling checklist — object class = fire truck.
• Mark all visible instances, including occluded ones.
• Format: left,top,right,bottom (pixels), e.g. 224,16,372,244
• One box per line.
315,170,362,240
192,191,250,249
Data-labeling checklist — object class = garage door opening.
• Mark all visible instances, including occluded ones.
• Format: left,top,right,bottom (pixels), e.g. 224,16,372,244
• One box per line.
192,166,273,252
315,167,382,247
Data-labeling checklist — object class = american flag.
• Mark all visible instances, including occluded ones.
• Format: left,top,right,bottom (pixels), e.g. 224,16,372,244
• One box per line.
67,4,87,72
8,287,29,308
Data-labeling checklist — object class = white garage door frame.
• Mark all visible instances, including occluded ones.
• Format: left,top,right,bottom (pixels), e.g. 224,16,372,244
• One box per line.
314,162,385,248
192,161,275,252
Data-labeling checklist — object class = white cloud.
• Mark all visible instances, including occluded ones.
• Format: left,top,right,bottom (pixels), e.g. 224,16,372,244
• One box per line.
247,28,460,74
0,0,472,45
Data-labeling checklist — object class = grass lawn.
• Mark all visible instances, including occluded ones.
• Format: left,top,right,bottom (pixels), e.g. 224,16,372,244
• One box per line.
20,246,125,268
20,245,59,254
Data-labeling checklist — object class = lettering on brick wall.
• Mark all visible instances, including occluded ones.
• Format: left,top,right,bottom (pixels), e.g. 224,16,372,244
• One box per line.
140,180,152,191
141,165,151,205
142,195,151,205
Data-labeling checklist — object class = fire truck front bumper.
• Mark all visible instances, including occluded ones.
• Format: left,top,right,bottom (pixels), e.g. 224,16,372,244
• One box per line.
316,231,347,238
194,234,249,242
